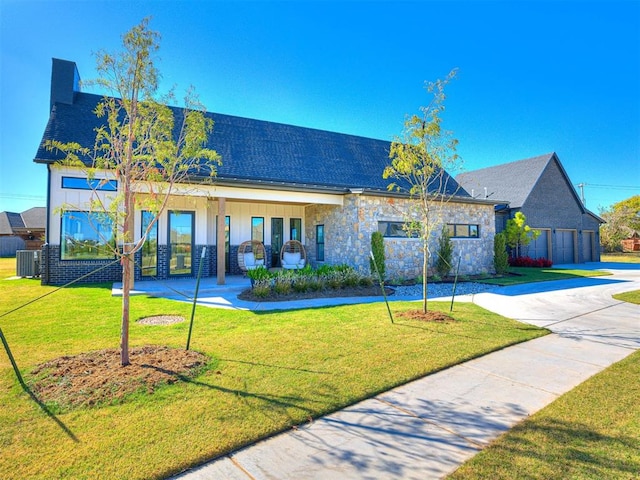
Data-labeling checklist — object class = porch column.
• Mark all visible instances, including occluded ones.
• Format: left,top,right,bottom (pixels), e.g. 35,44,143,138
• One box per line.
217,197,226,285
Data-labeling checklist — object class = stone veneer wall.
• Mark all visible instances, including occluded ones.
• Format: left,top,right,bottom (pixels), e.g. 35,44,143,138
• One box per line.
306,194,495,279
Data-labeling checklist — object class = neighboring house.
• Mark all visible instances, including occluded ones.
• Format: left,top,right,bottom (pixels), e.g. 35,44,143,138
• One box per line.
0,207,46,256
456,153,604,264
34,59,497,285
621,232,640,252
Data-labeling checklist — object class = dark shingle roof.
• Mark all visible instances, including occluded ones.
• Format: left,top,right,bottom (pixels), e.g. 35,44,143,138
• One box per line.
34,92,467,197
0,208,45,235
20,207,46,229
456,153,556,208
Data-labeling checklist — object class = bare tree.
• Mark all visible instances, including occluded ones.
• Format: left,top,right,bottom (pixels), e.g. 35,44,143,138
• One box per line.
383,69,461,313
47,18,221,365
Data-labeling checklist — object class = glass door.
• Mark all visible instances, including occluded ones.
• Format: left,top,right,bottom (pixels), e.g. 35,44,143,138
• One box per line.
271,218,283,267
141,211,158,277
216,215,230,273
169,211,194,276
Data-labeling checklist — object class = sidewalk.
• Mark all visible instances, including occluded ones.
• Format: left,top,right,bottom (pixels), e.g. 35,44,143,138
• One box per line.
162,264,640,479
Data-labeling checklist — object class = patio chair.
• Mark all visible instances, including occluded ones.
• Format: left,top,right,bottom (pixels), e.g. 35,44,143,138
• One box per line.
280,240,306,270
237,240,266,274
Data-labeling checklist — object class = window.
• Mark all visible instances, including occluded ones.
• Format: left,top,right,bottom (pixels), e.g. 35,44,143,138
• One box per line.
252,217,264,243
169,211,194,276
62,176,117,191
290,218,302,241
60,211,115,259
141,211,158,277
316,225,325,261
378,221,416,238
447,224,480,238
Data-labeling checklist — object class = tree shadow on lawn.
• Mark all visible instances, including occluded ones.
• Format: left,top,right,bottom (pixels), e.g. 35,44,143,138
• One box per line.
454,416,640,478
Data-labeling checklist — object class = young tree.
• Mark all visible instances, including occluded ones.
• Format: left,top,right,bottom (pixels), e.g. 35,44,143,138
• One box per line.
504,211,540,258
435,225,454,278
493,232,509,275
47,18,221,366
383,69,461,313
600,195,640,252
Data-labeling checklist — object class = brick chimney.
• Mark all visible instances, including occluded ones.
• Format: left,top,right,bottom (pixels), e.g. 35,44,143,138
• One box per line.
50,58,80,112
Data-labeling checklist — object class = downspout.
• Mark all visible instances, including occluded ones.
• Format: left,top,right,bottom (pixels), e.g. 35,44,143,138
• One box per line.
42,164,52,285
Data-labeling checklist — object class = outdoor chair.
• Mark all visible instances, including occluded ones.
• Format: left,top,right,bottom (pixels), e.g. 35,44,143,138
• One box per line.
280,240,306,270
237,240,266,274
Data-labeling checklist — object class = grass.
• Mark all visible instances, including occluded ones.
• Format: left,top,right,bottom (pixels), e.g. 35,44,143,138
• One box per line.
0,258,548,480
448,349,640,479
601,252,640,263
613,290,640,305
480,266,609,286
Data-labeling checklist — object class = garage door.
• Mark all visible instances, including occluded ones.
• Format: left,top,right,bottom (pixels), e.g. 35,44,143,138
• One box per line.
582,231,594,262
527,229,549,259
553,230,575,264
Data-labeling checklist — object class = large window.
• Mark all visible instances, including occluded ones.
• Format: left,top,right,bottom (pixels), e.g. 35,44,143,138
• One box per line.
62,176,117,191
169,211,194,276
316,225,325,261
141,211,158,277
378,221,417,238
60,211,115,260
447,224,479,238
252,217,264,243
290,218,302,241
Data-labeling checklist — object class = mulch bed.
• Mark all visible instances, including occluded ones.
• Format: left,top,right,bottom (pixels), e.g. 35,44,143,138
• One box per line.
28,346,209,411
237,285,394,302
396,310,456,322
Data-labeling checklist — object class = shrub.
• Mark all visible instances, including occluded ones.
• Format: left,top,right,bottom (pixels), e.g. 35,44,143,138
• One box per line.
508,256,553,268
370,231,385,279
251,278,272,298
435,226,454,277
292,274,310,293
359,276,374,287
494,232,510,275
273,270,293,295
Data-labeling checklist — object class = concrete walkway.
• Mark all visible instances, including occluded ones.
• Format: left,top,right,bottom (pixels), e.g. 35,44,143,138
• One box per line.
157,264,640,479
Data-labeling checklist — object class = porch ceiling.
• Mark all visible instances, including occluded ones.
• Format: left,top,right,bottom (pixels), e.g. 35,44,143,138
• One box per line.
132,182,344,206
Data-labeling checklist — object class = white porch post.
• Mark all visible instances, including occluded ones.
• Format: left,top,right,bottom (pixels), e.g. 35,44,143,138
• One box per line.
217,197,226,285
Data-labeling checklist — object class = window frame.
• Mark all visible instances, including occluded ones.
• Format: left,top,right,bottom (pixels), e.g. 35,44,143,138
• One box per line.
61,176,117,191
447,223,480,239
377,221,417,238
251,217,265,243
59,210,115,260
316,224,325,262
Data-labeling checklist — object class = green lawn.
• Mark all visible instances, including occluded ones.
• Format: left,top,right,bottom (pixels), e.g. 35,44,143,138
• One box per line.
613,290,640,305
0,258,547,480
448,349,640,479
480,266,609,286
601,252,640,263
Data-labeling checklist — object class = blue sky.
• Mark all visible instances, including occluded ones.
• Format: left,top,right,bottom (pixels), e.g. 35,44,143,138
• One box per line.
1,0,639,214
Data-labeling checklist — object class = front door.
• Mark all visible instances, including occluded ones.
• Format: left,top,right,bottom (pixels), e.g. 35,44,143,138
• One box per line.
271,218,283,267
169,211,194,276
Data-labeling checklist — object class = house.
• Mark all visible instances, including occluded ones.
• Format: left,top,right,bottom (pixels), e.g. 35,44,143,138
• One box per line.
34,59,498,285
621,232,640,252
0,207,46,256
456,153,604,264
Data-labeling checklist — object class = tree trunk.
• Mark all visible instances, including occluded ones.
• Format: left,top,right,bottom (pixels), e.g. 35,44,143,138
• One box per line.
121,254,131,366
120,184,135,367
422,242,428,314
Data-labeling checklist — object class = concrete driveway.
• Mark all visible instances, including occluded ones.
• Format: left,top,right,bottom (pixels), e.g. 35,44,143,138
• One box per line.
173,263,640,480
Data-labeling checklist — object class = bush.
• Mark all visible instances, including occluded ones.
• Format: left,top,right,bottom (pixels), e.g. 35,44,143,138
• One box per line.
508,256,553,268
435,226,454,277
494,232,510,275
251,278,272,298
273,270,293,295
370,231,385,279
